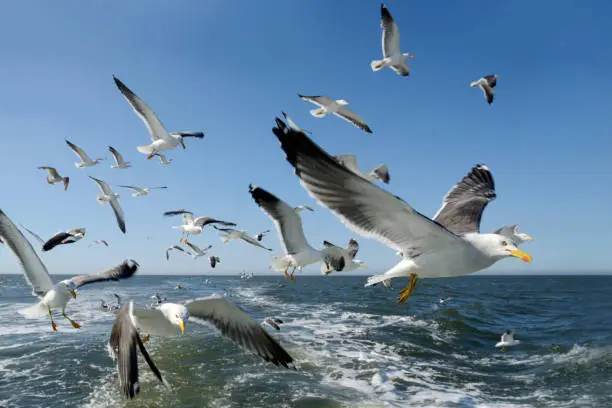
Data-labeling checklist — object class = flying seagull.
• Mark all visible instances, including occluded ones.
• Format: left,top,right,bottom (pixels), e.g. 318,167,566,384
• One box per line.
38,167,70,191
0,208,138,330
495,330,520,352
113,76,204,159
214,226,273,251
371,4,415,76
184,242,213,259
20,225,86,252
165,245,190,261
153,153,172,165
298,94,373,133
65,139,105,168
320,239,367,275
89,239,109,247
334,154,391,184
255,229,271,242
249,184,345,281
119,185,168,198
493,225,534,245
108,146,131,169
470,75,499,104
89,176,126,234
131,293,294,368
209,255,220,268
281,111,311,134
263,317,284,331
271,117,532,303
163,210,236,244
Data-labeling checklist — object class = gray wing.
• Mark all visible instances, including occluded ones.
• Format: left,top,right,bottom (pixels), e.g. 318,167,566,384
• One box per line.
482,83,495,104
346,238,359,259
179,294,294,368
213,226,237,233
109,199,126,234
163,209,193,217
166,245,186,260
193,217,236,228
71,259,139,289
119,185,145,193
108,146,126,165
432,164,496,235
0,211,54,296
370,164,390,184
485,75,497,88
185,242,211,254
381,4,401,58
65,139,92,162
42,231,73,251
18,224,45,246
334,154,364,177
281,111,310,134
298,94,334,108
173,131,204,138
334,107,373,133
89,176,114,196
38,166,61,178
239,234,273,251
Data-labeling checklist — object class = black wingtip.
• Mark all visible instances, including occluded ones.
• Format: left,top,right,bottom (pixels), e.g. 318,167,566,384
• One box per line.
363,125,373,134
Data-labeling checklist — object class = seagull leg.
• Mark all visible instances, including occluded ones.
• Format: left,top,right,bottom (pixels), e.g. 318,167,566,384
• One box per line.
48,307,57,331
397,273,419,304
290,266,297,282
62,311,81,329
501,347,505,353
283,265,290,279
141,333,151,344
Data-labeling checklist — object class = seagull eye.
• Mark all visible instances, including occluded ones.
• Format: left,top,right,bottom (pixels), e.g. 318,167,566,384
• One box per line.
501,241,508,246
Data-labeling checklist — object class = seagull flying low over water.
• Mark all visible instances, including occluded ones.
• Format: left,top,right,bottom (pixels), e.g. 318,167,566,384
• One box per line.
320,239,367,275
108,146,131,169
164,209,236,244
471,74,499,105
214,226,273,251
89,176,126,234
494,224,534,245
65,139,105,168
0,209,138,330
334,154,391,184
299,94,373,133
153,153,172,165
20,224,86,252
210,255,221,268
119,185,168,198
113,75,205,159
38,167,70,191
371,4,415,76
495,330,520,352
271,117,532,303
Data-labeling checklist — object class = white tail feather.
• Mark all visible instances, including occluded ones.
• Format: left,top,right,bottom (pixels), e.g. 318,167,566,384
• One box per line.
20,302,47,318
370,60,386,71
137,144,155,154
365,270,408,287
310,108,326,118
270,256,291,272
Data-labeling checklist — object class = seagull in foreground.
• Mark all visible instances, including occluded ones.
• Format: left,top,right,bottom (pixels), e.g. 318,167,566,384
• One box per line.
119,185,168,197
38,167,70,191
495,330,520,352
184,242,213,259
113,76,205,159
320,239,367,275
493,225,534,245
263,317,284,331
89,176,126,234
271,117,532,303
255,229,271,242
165,245,190,261
371,4,415,76
209,255,221,268
20,224,86,252
298,94,373,133
108,146,131,169
281,111,311,134
249,184,345,282
214,226,273,251
89,239,109,247
0,208,138,330
470,75,499,104
130,293,294,368
163,210,236,244
65,139,105,168
334,154,391,184
153,153,173,165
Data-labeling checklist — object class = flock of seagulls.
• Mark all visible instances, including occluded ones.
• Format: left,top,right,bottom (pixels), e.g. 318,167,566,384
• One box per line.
0,3,532,400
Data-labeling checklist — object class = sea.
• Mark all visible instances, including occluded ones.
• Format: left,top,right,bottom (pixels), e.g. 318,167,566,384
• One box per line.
0,274,611,408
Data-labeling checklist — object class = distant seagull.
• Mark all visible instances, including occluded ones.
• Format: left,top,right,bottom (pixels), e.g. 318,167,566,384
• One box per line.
119,185,168,198
263,317,284,331
89,239,109,247
334,154,391,184
150,293,166,307
299,95,373,133
184,242,213,259
470,75,499,104
164,209,236,244
255,229,271,242
249,184,345,281
38,167,70,191
494,225,534,245
108,146,131,169
89,176,126,234
371,4,415,76
109,303,165,399
210,255,221,268
495,330,520,352
113,75,204,159
0,209,138,331
153,153,172,165
20,224,86,252
214,226,273,251
165,244,190,261
439,296,453,304
65,139,105,168
281,111,311,134
320,239,367,275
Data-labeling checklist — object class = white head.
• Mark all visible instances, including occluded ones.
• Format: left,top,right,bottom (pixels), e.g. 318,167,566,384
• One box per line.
402,52,415,60
353,260,368,269
159,303,190,334
467,233,533,263
60,280,78,299
335,99,349,106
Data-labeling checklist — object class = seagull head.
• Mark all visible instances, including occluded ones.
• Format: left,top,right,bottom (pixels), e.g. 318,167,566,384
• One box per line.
161,304,190,334
62,280,78,299
470,234,532,263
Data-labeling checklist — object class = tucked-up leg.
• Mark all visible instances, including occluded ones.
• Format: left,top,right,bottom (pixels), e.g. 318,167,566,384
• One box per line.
397,273,419,304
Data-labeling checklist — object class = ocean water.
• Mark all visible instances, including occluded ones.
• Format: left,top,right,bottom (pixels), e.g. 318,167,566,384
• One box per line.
0,274,611,408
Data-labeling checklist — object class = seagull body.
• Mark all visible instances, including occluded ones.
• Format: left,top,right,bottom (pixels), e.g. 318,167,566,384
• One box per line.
320,239,367,275
20,225,85,252
494,224,534,245
334,154,390,184
153,153,172,165
271,117,532,303
119,185,168,197
90,176,126,234
113,76,204,159
164,210,236,243
214,226,273,251
371,4,415,76
65,139,105,168
299,94,373,133
470,75,498,104
210,256,221,268
495,330,520,351
108,146,131,169
38,167,69,191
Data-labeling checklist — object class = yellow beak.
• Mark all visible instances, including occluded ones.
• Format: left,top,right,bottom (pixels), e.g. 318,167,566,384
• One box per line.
70,290,77,299
409,54,415,59
178,321,185,334
506,249,532,263
526,236,534,241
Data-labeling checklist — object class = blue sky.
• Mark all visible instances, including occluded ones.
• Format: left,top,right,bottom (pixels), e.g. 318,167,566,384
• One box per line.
0,1,611,276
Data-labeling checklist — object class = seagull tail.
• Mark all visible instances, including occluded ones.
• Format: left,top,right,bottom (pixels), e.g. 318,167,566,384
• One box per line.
309,108,326,118
365,270,408,287
370,59,386,71
270,256,291,272
19,301,48,318
137,144,156,154
470,81,480,87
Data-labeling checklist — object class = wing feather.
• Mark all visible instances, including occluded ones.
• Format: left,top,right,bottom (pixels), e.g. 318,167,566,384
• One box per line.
65,139,92,162
381,4,401,58
71,259,139,289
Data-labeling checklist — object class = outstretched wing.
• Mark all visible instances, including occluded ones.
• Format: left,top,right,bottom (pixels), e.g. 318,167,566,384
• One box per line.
381,4,401,58
108,146,126,165
193,217,236,228
89,176,114,196
71,259,139,289
38,166,61,178
334,107,373,133
65,139,92,162
18,224,45,246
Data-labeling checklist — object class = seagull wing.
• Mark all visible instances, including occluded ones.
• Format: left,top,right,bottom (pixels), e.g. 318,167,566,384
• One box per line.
381,4,401,58
70,259,139,289
185,241,209,254
89,176,114,196
65,139,92,162
18,224,46,246
272,118,463,255
193,217,236,228
119,185,146,193
333,107,373,133
110,199,127,234
298,94,334,109
346,238,359,259
249,185,312,255
113,76,170,142
42,231,73,251
0,210,54,296
481,84,495,104
38,166,61,178
179,294,294,368
108,146,126,165
239,233,273,251
370,164,391,184
173,131,204,138
334,154,365,178
432,165,496,235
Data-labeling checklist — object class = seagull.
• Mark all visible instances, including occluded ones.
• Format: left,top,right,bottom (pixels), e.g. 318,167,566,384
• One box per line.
298,95,373,133
281,111,311,134
0,208,138,330
370,4,415,76
150,293,166,307
184,242,213,259
495,330,520,352
439,296,453,304
89,176,126,234
119,185,168,198
109,302,165,399
249,184,345,282
255,229,271,242
334,154,391,184
263,317,284,331
65,139,105,168
108,146,131,169
214,226,273,251
130,293,294,368
89,239,110,247
470,75,499,105
271,117,532,303
209,255,221,268
493,225,534,245
20,224,86,252
38,167,70,191
153,153,173,165
163,210,236,244
113,76,205,159
320,239,367,275
165,245,190,261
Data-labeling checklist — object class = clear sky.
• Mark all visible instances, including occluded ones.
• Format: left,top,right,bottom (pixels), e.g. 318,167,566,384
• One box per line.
0,1,611,276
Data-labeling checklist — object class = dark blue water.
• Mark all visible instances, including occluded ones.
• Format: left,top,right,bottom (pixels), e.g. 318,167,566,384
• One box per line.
0,274,611,407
